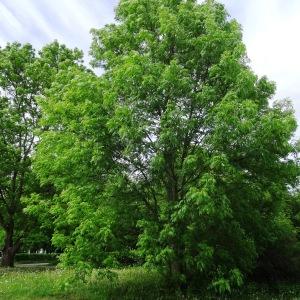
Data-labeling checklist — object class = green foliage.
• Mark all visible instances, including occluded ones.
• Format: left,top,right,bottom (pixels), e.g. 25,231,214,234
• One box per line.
0,228,4,249
8,0,298,295
88,0,300,292
252,194,300,281
15,253,58,264
32,66,141,270
0,41,83,266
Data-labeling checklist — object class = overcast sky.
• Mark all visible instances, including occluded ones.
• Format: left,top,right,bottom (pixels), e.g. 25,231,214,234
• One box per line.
0,0,299,136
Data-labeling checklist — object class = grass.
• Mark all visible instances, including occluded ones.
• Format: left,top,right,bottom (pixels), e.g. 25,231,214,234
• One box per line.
0,266,167,300
0,266,300,299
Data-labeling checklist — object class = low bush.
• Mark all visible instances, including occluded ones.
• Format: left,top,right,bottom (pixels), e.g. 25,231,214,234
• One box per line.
15,253,58,264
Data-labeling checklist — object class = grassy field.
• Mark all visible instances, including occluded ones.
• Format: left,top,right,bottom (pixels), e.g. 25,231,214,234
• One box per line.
0,266,300,299
0,266,165,300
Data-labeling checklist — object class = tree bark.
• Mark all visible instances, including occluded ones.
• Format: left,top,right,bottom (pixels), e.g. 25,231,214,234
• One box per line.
163,151,182,286
1,226,19,267
1,247,15,267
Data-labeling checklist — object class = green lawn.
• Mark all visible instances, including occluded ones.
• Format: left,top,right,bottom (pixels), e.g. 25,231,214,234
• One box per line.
0,266,299,299
0,266,165,300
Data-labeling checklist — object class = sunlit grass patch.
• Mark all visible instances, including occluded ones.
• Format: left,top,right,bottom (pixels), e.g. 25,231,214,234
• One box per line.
0,266,165,300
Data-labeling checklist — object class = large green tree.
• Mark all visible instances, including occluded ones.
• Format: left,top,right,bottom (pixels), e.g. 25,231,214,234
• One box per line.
0,41,82,267
89,0,299,291
32,65,142,270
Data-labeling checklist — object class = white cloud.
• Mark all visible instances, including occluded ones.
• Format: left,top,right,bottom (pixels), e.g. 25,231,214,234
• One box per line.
0,0,117,55
221,0,300,136
0,1,23,38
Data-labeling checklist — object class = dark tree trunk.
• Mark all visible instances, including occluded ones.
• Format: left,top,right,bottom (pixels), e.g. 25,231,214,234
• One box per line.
1,247,15,267
171,259,181,277
1,226,19,267
164,151,183,287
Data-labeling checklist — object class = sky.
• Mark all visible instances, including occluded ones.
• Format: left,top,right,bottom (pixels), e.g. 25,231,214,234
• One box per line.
0,0,299,135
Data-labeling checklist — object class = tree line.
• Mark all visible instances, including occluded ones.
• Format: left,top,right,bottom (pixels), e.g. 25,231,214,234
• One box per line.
0,0,299,294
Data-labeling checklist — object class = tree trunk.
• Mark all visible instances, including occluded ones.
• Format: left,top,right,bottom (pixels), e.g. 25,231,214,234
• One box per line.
171,259,181,278
164,151,182,286
1,226,18,267
1,247,15,267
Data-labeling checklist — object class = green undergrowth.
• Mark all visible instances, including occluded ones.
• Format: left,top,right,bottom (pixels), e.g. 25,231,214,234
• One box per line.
0,266,299,300
0,266,165,300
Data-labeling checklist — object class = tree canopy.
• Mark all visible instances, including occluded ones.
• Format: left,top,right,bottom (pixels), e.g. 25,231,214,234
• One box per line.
90,0,299,290
1,0,299,295
0,41,83,266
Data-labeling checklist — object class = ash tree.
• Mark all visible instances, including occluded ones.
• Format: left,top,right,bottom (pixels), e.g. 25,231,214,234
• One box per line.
0,41,83,267
32,66,141,270
89,0,299,291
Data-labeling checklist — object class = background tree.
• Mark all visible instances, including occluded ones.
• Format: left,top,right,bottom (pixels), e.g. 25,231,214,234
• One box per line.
0,41,82,267
32,65,142,270
90,0,299,292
